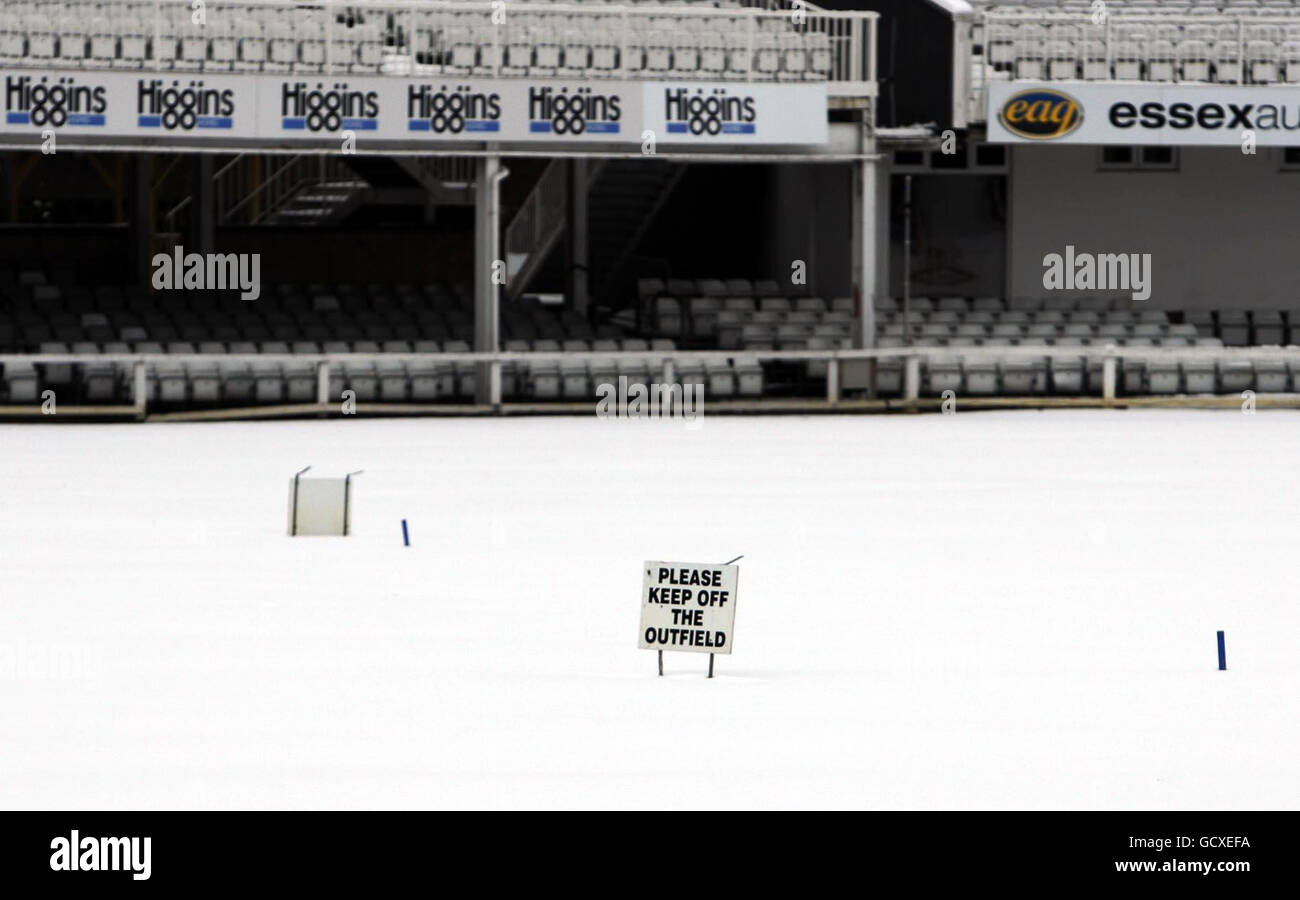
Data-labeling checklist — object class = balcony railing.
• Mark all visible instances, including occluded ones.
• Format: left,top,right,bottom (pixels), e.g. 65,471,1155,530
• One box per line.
971,11,1300,121
0,1,877,94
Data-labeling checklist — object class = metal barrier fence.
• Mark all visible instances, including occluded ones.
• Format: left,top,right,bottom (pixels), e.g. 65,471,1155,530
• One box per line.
0,0,878,92
4,343,1300,417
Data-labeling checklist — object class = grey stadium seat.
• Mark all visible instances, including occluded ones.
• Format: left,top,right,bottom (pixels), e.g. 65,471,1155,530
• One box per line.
1002,342,1049,394
252,361,284,404
377,360,408,401
1254,357,1289,393
187,361,221,402
408,360,442,401
925,352,963,395
344,361,379,401
222,363,255,403
705,361,736,398
283,362,316,403
733,358,764,397
1146,352,1182,395
4,362,39,402
156,361,188,403
1049,337,1085,392
1183,339,1223,393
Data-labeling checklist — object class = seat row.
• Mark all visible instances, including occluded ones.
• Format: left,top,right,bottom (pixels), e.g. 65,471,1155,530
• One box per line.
0,3,830,81
638,277,824,301
0,346,771,405
0,4,385,73
657,303,856,341
878,348,1300,396
0,293,618,350
876,309,1173,327
880,322,1202,342
403,23,833,82
985,38,1300,84
877,295,1161,315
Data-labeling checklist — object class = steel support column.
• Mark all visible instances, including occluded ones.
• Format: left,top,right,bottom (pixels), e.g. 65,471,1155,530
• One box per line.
847,119,885,395
566,158,590,316
475,155,506,406
128,155,152,287
190,154,214,254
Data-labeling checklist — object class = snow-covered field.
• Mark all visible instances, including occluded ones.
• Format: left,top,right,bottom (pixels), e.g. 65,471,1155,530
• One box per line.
1,409,1298,810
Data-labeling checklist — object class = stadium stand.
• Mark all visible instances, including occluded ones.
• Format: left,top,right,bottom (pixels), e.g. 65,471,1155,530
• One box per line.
6,1,1300,412
0,0,837,82
965,0,1300,123
10,249,1300,404
0,261,782,404
635,275,1300,396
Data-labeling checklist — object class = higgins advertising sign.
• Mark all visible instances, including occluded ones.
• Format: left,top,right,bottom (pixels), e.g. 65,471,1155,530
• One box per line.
989,82,1300,146
0,70,826,147
645,83,825,144
1,71,253,136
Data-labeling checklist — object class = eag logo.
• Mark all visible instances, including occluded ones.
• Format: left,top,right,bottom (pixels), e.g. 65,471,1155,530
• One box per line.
664,88,756,136
137,79,235,131
1000,89,1083,139
407,84,501,134
528,86,622,135
4,75,107,128
280,81,379,133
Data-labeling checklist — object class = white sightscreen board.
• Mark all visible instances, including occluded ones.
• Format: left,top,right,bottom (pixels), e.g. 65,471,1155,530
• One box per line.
289,478,350,536
639,561,739,655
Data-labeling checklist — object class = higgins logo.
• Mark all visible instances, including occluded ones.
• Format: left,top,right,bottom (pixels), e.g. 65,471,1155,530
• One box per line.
281,82,378,132
528,86,621,135
407,84,501,134
664,88,756,136
137,79,234,131
4,75,106,128
999,89,1083,140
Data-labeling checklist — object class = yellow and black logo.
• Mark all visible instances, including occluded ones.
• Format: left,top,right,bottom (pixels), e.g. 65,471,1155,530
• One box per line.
999,89,1083,140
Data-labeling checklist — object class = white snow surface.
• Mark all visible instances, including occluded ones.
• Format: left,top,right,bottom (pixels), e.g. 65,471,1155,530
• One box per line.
1,409,1298,810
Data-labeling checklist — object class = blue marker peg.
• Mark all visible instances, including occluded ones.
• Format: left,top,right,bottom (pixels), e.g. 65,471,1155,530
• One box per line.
401,519,410,547
1217,630,1226,671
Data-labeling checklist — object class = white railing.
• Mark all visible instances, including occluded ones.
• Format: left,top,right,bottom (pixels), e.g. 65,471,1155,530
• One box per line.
4,343,1300,416
0,0,877,92
972,11,1300,121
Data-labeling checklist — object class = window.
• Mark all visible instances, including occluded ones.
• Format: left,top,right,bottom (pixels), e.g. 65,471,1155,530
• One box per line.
1140,147,1177,169
1098,146,1178,171
1099,146,1134,168
974,144,1006,168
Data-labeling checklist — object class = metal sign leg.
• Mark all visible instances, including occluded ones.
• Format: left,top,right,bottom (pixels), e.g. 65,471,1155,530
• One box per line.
658,650,663,677
708,653,714,679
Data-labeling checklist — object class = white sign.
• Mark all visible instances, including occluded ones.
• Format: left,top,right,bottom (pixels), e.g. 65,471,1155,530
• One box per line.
642,82,827,145
0,70,256,137
639,561,738,655
988,81,1300,146
0,69,826,147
